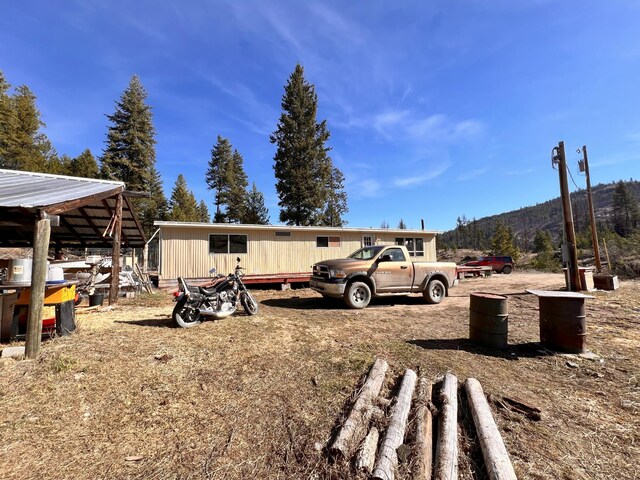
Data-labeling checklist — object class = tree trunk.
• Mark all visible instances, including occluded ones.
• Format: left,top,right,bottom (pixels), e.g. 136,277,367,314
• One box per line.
434,373,458,480
329,358,388,459
355,426,379,474
413,377,433,480
465,378,517,480
372,368,417,480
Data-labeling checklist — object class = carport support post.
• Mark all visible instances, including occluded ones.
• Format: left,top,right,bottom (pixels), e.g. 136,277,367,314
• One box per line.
25,213,51,359
109,194,123,305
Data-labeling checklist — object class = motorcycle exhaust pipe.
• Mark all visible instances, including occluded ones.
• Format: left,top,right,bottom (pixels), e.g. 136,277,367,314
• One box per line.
195,307,235,319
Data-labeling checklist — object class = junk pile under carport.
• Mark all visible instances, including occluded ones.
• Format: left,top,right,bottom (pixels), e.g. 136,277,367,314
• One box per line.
0,169,146,358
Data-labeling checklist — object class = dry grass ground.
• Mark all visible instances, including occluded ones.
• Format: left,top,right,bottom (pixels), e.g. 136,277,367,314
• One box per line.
0,272,638,480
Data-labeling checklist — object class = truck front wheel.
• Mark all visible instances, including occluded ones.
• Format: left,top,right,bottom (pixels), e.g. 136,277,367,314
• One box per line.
344,281,371,309
424,279,446,304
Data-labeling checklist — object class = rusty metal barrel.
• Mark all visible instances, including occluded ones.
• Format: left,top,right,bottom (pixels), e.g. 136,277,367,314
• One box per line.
539,296,587,353
469,292,508,349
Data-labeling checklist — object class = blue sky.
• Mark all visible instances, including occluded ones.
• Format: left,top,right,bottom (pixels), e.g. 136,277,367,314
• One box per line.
1,1,639,231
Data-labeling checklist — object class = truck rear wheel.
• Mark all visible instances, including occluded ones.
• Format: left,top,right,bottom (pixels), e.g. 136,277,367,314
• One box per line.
501,265,512,274
423,279,445,304
344,281,371,309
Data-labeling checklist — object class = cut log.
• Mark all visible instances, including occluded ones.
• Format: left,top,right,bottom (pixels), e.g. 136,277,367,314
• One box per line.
413,377,433,480
434,373,458,480
372,368,418,480
329,358,389,459
355,426,379,474
465,378,517,480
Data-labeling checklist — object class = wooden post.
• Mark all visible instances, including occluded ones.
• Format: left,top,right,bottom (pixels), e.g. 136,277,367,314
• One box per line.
581,146,602,271
434,373,458,480
413,377,433,480
330,358,389,459
109,194,122,305
142,243,148,273
555,142,582,291
25,214,51,359
373,368,417,480
464,378,517,480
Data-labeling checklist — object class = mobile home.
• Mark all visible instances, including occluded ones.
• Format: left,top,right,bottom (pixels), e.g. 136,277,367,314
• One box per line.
154,222,438,287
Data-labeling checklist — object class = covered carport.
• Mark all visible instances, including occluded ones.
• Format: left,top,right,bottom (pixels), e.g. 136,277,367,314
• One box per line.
0,169,146,358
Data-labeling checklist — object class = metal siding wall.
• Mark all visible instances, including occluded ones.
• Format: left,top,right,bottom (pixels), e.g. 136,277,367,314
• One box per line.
159,227,437,279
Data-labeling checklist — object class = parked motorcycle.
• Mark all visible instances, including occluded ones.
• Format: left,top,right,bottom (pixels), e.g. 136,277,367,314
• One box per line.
172,257,259,328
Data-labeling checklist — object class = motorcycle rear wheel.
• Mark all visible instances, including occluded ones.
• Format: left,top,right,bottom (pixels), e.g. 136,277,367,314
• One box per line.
241,291,259,315
172,299,202,328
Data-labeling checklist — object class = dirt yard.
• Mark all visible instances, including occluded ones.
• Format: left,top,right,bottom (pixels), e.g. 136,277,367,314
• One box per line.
0,272,638,480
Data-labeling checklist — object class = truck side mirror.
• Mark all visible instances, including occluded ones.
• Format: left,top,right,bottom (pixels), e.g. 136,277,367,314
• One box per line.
379,254,392,263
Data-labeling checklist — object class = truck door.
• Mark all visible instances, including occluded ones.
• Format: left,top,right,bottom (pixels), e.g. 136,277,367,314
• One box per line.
374,247,413,293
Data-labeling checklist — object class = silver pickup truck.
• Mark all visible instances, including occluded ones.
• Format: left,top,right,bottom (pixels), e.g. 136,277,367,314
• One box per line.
310,245,458,309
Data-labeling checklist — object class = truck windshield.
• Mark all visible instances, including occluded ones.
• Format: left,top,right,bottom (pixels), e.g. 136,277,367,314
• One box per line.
348,246,385,260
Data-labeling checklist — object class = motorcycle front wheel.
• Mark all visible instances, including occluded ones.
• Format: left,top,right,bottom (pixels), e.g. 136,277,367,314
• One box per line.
240,291,259,315
172,298,202,328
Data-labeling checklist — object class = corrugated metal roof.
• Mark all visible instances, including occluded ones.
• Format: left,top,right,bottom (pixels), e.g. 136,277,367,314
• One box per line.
155,221,440,235
0,169,123,208
0,169,145,248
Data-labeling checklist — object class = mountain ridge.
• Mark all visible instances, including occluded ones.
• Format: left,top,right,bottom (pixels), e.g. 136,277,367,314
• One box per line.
438,179,640,250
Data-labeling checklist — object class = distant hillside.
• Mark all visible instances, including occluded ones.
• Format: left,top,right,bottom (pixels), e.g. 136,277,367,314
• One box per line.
438,180,640,250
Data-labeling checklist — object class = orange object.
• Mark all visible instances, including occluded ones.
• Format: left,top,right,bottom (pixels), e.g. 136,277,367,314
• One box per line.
16,284,76,305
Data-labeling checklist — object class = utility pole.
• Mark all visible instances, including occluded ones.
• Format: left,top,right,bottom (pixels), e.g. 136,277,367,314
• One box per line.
552,141,582,291
578,145,602,271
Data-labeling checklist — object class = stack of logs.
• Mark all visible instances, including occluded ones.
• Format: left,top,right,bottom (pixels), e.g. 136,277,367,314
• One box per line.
329,358,518,480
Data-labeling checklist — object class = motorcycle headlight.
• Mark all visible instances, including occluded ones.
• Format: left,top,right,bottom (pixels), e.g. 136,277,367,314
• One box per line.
329,269,346,279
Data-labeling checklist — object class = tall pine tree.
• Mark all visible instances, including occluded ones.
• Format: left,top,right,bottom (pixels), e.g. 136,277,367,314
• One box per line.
0,72,54,172
491,220,519,260
168,174,199,222
197,200,210,223
242,183,270,224
271,64,345,226
69,149,99,178
319,164,348,226
206,136,234,223
612,181,639,236
101,75,166,236
225,150,249,223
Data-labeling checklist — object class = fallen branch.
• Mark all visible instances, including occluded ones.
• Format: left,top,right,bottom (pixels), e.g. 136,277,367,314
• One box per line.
465,378,517,480
434,373,458,480
493,395,542,421
413,377,433,480
329,358,389,459
372,368,417,480
355,426,379,474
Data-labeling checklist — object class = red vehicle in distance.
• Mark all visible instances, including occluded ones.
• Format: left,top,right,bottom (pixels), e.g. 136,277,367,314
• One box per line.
464,255,514,274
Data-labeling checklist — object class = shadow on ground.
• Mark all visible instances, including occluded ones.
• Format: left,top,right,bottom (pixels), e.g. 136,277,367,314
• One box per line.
261,295,436,310
407,338,553,360
115,318,173,328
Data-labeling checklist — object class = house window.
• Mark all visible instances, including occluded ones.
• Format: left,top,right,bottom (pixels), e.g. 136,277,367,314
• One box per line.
363,235,373,247
209,234,247,254
317,236,341,248
275,231,291,237
395,237,425,257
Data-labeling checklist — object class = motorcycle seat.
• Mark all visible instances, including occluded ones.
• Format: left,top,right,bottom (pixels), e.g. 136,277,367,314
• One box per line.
198,286,218,296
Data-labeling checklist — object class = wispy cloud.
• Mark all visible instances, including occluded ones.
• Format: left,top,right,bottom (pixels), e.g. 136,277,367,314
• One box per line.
349,179,383,199
457,167,489,181
393,161,451,187
353,109,485,145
